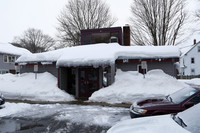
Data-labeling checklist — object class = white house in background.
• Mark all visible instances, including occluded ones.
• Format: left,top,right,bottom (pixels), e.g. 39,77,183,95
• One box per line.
0,43,31,74
180,40,200,76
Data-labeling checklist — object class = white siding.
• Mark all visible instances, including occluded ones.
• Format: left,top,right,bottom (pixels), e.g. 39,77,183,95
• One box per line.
180,43,200,75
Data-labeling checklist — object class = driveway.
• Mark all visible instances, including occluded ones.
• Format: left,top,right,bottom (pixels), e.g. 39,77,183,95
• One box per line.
0,102,130,133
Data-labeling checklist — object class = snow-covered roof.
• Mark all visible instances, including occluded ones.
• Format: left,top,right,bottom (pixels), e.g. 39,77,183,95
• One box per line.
0,43,31,56
16,43,180,67
179,41,200,57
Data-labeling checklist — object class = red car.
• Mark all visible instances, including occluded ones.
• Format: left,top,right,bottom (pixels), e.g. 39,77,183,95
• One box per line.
130,86,200,118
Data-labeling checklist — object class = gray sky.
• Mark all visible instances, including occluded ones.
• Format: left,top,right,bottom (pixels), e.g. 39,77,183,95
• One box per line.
0,0,132,43
0,0,199,45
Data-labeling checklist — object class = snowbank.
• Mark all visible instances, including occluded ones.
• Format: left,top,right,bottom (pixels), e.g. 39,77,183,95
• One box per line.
0,72,75,101
0,102,32,117
89,69,189,104
179,78,200,86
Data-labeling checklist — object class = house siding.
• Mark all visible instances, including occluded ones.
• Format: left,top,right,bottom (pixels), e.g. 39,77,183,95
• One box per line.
116,61,177,77
180,43,200,75
20,64,58,77
0,53,19,73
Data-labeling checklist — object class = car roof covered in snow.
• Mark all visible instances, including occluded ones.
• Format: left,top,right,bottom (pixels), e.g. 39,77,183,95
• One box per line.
16,43,180,67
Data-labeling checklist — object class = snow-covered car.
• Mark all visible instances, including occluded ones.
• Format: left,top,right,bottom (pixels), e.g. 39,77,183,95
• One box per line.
130,86,200,118
0,93,5,108
107,103,200,133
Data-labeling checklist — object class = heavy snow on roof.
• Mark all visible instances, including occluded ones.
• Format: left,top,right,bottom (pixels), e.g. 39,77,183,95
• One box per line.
0,43,31,56
16,43,180,67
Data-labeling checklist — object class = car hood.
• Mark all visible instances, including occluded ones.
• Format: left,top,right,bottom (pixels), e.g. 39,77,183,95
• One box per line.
107,115,190,133
133,97,173,108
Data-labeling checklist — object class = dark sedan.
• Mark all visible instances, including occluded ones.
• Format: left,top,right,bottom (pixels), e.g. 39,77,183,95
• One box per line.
130,86,200,118
0,93,5,108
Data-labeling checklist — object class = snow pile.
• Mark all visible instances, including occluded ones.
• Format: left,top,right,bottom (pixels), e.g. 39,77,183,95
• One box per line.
89,69,188,104
0,102,32,117
0,43,31,55
179,78,200,86
0,72,75,101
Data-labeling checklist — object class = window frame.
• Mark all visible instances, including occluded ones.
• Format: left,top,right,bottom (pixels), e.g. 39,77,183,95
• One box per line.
191,69,195,75
191,57,195,64
0,69,9,74
198,46,200,52
3,55,16,63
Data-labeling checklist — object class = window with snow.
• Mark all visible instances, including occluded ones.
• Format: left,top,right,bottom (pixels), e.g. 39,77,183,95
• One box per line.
191,58,195,64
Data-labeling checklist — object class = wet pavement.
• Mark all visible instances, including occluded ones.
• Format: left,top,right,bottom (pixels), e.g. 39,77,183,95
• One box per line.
0,116,109,133
0,103,130,133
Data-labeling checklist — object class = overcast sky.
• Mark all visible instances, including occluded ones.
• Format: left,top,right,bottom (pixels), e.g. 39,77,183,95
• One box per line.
0,0,199,45
0,0,132,43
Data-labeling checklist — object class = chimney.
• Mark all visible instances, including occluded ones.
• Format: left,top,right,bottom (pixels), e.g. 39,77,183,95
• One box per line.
194,39,196,45
123,25,130,46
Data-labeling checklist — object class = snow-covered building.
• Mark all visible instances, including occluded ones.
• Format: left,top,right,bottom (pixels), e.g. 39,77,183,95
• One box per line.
16,43,180,98
0,43,30,74
180,40,200,76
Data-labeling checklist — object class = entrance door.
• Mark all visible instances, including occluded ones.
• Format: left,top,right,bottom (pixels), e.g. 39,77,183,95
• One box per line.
79,68,99,98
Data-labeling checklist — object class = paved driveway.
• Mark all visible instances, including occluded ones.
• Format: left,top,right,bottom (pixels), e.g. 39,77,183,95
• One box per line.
0,103,130,133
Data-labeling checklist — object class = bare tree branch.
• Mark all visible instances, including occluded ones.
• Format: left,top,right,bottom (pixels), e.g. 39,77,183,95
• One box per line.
57,0,117,47
130,0,187,46
12,28,55,53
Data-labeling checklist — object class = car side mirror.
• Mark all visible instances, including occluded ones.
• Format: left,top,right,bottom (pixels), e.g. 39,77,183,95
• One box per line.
184,102,194,109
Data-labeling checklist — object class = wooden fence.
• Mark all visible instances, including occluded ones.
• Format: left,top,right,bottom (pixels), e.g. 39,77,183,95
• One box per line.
177,75,200,79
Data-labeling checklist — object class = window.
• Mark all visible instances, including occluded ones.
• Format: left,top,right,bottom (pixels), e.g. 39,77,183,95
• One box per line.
3,55,16,63
198,46,200,52
0,70,9,74
191,69,195,75
191,58,195,64
189,94,200,104
3,55,7,62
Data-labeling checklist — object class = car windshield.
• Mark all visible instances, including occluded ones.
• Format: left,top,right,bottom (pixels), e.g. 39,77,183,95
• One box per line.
169,87,197,104
172,103,200,133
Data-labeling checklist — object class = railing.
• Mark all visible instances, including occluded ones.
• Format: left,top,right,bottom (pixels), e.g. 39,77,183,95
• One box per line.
177,75,200,79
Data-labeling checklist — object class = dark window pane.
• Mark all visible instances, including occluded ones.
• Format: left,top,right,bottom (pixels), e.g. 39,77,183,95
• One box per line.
88,70,97,81
88,83,97,92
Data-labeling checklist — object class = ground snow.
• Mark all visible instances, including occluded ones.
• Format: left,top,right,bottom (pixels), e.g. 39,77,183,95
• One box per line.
179,78,200,86
0,70,195,104
0,102,32,117
89,69,189,104
0,72,74,101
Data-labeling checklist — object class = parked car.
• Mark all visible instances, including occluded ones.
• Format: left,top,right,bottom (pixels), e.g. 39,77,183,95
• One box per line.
130,86,200,118
108,103,200,133
0,93,5,108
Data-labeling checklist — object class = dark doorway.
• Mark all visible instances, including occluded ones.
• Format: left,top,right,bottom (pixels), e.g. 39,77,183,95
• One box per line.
66,68,76,96
79,68,99,98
